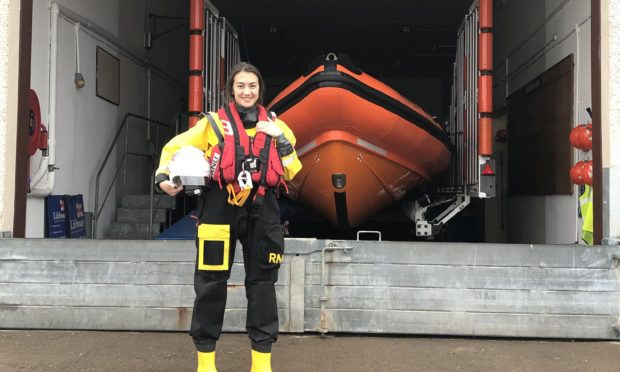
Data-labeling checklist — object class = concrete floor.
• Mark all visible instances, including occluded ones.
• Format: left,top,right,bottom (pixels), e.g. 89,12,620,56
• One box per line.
1,330,620,371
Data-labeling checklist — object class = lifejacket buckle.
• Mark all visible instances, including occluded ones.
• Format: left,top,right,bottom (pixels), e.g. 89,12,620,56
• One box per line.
252,186,266,209
226,183,251,206
243,157,259,173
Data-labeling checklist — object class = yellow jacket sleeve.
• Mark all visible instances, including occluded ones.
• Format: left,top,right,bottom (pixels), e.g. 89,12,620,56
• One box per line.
274,118,302,181
155,115,219,177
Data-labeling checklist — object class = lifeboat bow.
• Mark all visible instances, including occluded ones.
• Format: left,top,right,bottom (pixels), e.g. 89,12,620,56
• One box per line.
268,53,452,228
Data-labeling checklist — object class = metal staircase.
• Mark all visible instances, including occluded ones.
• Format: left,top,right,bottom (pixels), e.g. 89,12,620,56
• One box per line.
109,194,173,239
93,113,178,239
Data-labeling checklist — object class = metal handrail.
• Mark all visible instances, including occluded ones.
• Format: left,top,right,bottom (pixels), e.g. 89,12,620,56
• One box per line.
93,113,172,238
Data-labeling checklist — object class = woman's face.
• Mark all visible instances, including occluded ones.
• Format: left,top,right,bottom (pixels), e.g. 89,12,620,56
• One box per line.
232,71,260,108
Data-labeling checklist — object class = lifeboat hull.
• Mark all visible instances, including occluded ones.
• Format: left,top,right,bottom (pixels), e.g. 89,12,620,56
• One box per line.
269,55,452,227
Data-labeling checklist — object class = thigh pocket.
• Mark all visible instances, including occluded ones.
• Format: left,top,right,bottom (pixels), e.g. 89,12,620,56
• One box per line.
197,224,230,271
258,224,285,270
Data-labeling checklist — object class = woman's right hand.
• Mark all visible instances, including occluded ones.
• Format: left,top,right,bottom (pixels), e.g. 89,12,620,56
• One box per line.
159,180,183,196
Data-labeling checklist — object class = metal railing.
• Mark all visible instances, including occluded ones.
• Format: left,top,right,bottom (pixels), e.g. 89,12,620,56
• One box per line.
204,6,240,111
93,113,173,238
439,3,494,199
440,5,479,195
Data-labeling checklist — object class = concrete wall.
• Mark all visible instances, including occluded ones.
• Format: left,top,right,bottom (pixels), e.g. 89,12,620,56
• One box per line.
489,0,591,244
0,1,12,235
1,238,619,339
603,0,620,242
0,0,20,237
25,0,186,238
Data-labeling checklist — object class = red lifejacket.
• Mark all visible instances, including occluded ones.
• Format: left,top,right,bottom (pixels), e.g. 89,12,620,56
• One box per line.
209,102,285,193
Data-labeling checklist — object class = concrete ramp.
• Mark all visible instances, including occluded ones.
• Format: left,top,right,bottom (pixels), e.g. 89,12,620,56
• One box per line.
1,238,619,339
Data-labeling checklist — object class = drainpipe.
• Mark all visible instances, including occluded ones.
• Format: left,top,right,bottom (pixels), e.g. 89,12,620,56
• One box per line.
29,3,59,196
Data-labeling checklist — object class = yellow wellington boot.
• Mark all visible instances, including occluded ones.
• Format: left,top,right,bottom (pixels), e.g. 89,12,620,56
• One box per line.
250,350,272,372
197,351,217,372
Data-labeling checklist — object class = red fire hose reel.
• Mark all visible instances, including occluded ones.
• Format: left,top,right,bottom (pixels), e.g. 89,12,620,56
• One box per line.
28,89,48,157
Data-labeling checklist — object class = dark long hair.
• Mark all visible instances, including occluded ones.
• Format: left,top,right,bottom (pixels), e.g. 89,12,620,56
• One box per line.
225,62,266,105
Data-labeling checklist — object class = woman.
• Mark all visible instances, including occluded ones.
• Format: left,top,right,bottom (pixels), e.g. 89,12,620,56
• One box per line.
155,62,302,372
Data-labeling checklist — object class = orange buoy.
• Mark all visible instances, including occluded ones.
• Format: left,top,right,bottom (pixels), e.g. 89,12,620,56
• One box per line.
569,161,586,185
478,32,493,71
569,124,592,150
478,74,493,113
188,0,205,127
570,160,593,185
478,116,493,155
188,75,204,113
479,0,493,29
582,160,593,186
189,34,204,71
190,0,205,30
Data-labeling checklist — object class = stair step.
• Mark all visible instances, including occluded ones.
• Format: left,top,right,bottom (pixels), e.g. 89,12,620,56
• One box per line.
109,222,162,240
122,194,174,209
117,208,167,223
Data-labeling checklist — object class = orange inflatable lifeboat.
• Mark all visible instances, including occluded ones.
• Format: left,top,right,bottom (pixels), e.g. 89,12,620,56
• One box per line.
268,53,452,228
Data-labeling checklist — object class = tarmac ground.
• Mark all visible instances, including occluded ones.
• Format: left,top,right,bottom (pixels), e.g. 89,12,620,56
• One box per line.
1,330,620,372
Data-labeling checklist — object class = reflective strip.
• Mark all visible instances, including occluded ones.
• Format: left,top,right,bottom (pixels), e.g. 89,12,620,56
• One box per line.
221,120,234,135
579,185,592,218
197,224,230,271
356,138,387,156
296,140,317,157
298,138,387,157
579,185,592,207
282,153,296,166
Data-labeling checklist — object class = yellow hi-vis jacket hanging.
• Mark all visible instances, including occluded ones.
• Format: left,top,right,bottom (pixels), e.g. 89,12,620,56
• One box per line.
579,185,593,245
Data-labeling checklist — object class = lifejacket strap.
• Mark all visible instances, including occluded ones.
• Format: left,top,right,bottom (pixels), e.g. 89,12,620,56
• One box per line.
205,113,224,144
226,183,251,206
224,104,245,178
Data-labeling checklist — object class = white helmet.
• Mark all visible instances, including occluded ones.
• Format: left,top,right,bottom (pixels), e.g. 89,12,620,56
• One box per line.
168,146,211,186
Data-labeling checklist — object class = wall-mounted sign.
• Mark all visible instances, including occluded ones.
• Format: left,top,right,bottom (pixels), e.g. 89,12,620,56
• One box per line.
96,47,120,105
